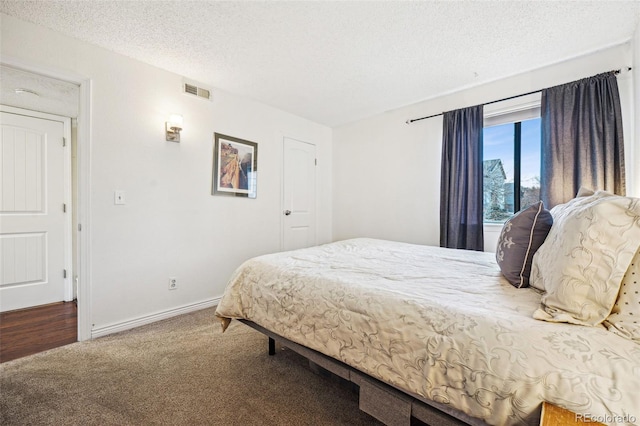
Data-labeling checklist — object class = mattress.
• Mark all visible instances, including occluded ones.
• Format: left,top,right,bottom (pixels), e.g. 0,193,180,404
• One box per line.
215,238,640,425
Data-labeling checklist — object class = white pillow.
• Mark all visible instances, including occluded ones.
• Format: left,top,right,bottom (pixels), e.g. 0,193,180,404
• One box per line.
604,247,640,341
531,191,640,326
530,191,614,292
575,186,595,197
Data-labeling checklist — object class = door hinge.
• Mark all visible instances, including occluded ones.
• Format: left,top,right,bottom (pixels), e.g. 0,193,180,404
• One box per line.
78,223,82,231
63,203,67,213
315,158,317,166
63,137,66,147
63,269,67,279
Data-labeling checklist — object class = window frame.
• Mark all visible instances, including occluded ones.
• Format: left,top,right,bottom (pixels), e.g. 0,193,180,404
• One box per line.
483,94,541,222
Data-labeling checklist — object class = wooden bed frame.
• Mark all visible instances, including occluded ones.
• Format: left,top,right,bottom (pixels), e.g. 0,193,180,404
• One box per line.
239,319,489,426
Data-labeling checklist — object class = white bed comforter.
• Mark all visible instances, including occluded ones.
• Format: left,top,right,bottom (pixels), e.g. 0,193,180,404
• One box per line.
215,238,640,425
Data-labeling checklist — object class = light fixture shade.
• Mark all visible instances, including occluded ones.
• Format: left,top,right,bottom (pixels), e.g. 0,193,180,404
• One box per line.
168,114,183,130
166,114,183,142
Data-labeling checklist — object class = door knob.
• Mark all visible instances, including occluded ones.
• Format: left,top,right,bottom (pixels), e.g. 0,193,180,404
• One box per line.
284,210,291,215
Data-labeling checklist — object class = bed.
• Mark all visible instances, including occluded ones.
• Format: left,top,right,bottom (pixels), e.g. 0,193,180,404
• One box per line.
215,192,640,426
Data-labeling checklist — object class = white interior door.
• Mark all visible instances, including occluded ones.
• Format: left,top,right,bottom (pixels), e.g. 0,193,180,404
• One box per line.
282,137,316,251
0,109,71,312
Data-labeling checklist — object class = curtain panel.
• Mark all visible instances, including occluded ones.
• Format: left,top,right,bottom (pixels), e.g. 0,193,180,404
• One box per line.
440,105,484,251
540,72,625,208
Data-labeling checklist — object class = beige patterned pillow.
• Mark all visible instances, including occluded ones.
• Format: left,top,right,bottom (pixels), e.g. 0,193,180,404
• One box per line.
576,186,595,197
530,191,615,292
531,192,640,326
604,248,640,341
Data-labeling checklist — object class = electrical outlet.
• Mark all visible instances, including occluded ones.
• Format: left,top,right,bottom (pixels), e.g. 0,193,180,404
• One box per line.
169,277,178,290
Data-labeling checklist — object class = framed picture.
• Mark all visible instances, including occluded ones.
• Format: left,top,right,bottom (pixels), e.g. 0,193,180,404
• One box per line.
212,133,258,198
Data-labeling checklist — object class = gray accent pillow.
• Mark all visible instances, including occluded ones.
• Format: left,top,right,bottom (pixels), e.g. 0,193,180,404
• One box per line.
496,201,553,288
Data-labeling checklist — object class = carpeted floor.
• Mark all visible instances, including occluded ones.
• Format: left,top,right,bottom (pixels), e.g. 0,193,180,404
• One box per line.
0,308,382,425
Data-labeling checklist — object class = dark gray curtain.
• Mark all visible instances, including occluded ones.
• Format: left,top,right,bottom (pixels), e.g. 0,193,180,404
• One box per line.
540,71,625,208
440,105,484,251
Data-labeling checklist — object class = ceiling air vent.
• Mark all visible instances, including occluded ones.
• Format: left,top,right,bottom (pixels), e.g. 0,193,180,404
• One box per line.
197,87,210,99
183,81,212,101
184,83,198,96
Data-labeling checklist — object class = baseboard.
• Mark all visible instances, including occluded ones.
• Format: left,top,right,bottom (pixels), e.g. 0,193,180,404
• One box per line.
91,298,219,339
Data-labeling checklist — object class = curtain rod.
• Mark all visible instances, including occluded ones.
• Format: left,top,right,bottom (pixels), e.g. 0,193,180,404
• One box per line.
405,67,632,124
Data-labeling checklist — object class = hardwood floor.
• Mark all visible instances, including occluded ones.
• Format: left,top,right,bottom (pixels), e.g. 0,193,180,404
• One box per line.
0,301,77,363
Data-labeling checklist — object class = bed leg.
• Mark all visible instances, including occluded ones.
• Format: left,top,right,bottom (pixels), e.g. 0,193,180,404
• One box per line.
268,337,275,355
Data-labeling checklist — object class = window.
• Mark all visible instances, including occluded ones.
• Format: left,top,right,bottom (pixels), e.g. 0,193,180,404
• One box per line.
483,97,541,223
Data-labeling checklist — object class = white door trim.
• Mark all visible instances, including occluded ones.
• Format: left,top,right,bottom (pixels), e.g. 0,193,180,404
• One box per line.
1,55,93,341
0,105,73,303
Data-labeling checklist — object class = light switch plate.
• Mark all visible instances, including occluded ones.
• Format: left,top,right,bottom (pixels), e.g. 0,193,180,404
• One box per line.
114,190,126,205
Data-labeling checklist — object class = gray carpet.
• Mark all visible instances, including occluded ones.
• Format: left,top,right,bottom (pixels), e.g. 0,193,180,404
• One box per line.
0,308,382,425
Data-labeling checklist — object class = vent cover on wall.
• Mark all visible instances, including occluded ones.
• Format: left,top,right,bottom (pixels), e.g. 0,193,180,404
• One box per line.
183,81,212,101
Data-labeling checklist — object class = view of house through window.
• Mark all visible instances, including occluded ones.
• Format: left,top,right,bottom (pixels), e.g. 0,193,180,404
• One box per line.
483,117,541,222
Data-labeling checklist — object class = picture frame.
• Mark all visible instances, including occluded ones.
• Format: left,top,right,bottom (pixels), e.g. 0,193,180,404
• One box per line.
212,133,258,198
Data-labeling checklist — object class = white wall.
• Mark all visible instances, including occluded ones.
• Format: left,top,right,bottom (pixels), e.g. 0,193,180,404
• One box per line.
333,43,636,251
0,14,332,334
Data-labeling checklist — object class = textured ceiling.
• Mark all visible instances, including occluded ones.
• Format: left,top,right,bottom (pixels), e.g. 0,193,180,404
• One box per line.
1,1,639,126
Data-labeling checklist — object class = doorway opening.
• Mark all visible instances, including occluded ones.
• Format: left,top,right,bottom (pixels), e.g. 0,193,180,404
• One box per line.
0,62,91,356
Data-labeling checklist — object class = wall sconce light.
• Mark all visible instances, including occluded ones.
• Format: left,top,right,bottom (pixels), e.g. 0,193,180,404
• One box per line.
165,114,183,142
